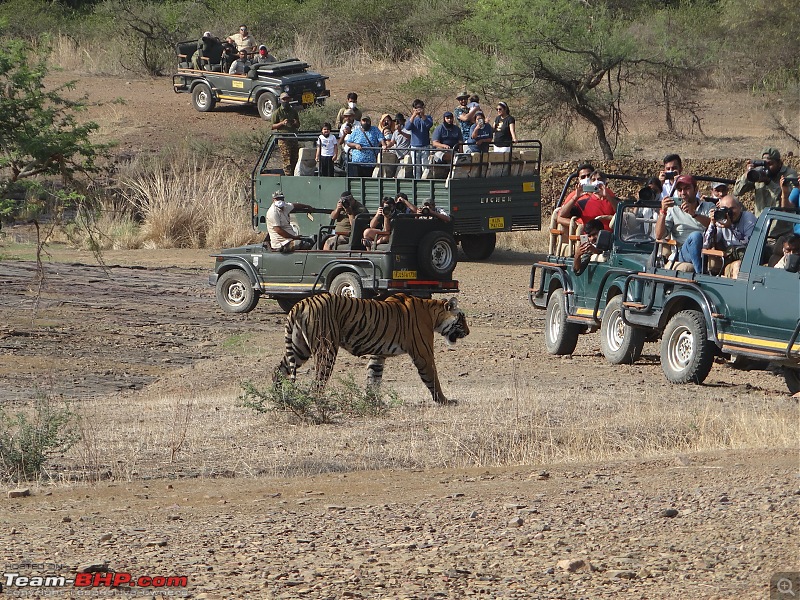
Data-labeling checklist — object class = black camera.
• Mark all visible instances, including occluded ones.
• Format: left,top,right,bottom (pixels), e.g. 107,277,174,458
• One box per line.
746,166,771,183
340,195,352,209
664,171,678,179
420,201,433,216
713,207,731,222
785,177,799,188
381,197,396,212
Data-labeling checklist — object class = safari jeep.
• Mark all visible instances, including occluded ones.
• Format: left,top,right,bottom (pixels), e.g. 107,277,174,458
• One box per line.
209,211,459,314
172,42,329,120
530,173,800,394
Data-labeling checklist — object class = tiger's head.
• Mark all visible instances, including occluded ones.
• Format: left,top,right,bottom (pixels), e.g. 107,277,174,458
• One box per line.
435,297,470,346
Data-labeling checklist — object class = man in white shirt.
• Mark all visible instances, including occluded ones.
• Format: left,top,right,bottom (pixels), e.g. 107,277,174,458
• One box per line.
654,174,714,272
265,191,317,251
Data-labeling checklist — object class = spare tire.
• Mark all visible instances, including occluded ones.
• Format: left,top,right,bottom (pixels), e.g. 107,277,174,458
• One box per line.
418,231,457,279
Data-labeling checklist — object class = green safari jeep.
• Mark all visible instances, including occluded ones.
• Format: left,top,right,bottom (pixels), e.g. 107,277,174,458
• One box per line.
209,210,459,313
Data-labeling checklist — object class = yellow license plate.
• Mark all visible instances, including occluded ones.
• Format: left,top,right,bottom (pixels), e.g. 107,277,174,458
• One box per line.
393,270,417,279
488,217,505,230
302,91,315,104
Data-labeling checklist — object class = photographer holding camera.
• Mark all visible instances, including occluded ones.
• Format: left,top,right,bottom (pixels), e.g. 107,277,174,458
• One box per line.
733,147,798,216
658,153,685,200
417,197,451,223
557,170,617,231
363,196,402,249
655,174,714,272
698,195,756,277
323,191,367,250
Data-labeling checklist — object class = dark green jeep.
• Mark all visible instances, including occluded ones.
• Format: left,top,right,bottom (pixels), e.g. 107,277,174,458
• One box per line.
209,211,459,314
173,41,329,120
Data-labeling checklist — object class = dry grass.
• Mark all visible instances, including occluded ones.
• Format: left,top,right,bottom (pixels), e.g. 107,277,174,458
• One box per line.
117,150,258,249
495,229,550,254
55,362,797,482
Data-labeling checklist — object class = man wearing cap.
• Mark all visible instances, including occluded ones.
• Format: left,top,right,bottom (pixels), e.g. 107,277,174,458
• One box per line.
336,92,362,128
431,112,462,172
226,25,257,54
229,48,251,74
254,44,276,64
454,91,479,143
655,174,714,272
733,147,798,217
323,191,368,250
344,116,384,178
271,93,301,175
710,181,728,200
266,191,316,252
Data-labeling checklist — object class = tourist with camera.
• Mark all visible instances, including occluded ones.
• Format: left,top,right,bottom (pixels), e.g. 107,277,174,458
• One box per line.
363,196,402,249
323,191,367,250
733,147,798,216
658,153,685,199
573,219,605,275
655,174,714,273
557,170,617,231
417,197,451,223
696,195,756,277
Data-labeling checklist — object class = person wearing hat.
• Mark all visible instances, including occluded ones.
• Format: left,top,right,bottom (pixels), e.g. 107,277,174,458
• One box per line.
710,181,729,200
228,48,251,74
191,31,222,70
655,174,714,272
431,111,462,169
226,24,257,54
344,115,383,178
254,44,276,64
492,101,517,152
323,191,368,250
733,147,798,217
336,92,362,128
454,91,479,143
271,92,301,175
265,190,317,252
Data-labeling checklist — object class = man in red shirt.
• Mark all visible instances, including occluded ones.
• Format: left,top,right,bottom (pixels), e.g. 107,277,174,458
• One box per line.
558,169,617,231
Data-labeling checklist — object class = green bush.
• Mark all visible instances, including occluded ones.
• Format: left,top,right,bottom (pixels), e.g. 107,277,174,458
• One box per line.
240,374,400,424
0,396,80,482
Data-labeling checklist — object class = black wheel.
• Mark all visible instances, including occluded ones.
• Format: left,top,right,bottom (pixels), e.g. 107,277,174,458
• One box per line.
191,83,215,112
216,269,258,313
257,92,277,120
418,231,457,278
785,368,800,394
460,233,497,261
329,272,363,298
600,295,646,364
276,297,300,313
660,310,715,384
544,288,580,355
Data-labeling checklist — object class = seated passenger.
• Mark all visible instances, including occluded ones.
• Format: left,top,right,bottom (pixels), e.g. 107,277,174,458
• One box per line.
696,195,756,277
555,163,594,226
323,191,367,250
774,234,800,269
654,174,714,272
431,111,462,165
253,44,276,64
191,31,221,70
558,170,617,231
229,49,251,74
780,175,800,235
266,191,316,252
226,25,257,54
710,181,729,200
467,111,492,153
573,219,604,275
417,197,451,223
363,196,401,248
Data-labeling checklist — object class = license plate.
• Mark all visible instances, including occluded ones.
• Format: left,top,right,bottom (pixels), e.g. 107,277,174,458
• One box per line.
393,270,417,279
302,91,315,104
488,217,505,230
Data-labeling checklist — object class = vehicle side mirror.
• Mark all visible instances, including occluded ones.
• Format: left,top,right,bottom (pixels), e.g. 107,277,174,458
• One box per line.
785,253,800,273
595,229,612,252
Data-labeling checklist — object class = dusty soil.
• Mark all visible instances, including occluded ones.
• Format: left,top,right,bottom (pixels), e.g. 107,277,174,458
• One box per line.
0,73,797,598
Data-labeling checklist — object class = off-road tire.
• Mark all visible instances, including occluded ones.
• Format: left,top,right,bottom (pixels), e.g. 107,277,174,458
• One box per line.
600,295,646,364
216,269,258,313
418,231,457,279
660,309,715,384
544,288,580,355
257,92,277,121
192,83,215,113
460,233,497,261
784,368,800,395
329,272,363,298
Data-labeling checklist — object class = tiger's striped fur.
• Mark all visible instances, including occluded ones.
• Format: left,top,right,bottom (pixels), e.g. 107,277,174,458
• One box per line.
275,293,469,404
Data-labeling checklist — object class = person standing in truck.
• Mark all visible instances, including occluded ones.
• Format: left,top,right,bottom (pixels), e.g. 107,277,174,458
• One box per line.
271,92,300,176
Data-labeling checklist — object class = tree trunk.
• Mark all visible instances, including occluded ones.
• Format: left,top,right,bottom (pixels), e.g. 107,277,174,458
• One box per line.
575,104,614,160
662,76,674,133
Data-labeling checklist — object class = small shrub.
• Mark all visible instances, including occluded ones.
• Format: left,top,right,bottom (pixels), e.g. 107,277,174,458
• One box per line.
0,396,80,482
240,374,399,425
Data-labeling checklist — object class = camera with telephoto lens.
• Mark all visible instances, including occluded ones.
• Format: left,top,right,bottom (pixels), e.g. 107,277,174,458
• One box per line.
420,201,433,216
713,207,731,223
746,159,771,183
340,195,352,209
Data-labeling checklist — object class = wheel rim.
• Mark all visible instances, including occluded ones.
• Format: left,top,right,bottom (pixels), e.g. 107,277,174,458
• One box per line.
666,325,694,373
336,282,357,297
431,241,453,271
260,98,274,118
548,300,563,341
606,310,625,352
196,88,209,108
225,281,247,306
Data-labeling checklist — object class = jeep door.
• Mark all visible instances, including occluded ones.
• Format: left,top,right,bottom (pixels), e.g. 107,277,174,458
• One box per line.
746,215,800,345
256,250,308,289
216,73,254,104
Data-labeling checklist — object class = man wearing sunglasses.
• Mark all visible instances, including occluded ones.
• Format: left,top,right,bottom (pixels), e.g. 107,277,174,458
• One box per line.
226,25,257,55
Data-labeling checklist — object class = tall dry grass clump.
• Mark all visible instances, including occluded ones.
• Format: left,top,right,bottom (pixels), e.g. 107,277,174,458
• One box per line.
118,150,258,249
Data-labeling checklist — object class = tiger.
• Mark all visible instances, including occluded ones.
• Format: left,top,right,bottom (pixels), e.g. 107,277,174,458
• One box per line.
274,293,470,404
